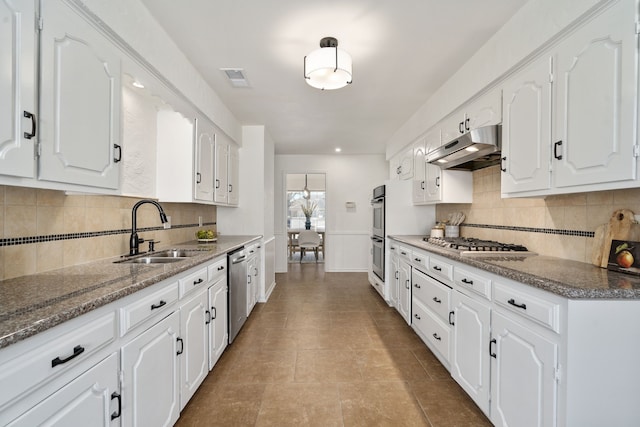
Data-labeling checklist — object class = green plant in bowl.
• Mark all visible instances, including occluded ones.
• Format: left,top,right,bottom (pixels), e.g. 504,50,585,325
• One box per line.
196,230,216,240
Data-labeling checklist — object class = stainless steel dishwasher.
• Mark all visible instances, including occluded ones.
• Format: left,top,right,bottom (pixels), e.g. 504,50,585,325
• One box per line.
228,247,247,343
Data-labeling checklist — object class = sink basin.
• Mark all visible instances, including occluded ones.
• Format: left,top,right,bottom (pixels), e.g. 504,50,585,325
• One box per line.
150,249,204,258
117,256,188,264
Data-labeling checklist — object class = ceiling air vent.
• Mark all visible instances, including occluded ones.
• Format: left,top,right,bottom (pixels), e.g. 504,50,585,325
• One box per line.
221,68,250,88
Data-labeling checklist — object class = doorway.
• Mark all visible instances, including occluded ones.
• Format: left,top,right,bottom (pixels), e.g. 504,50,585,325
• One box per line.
285,173,325,264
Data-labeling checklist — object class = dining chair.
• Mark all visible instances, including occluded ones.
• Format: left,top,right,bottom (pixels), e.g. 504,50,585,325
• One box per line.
298,230,321,262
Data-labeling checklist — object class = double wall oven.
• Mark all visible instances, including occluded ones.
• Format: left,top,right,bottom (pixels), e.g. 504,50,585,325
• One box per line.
370,185,385,281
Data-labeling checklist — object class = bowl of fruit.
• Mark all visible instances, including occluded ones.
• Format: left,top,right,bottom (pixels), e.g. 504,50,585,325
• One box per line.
196,229,217,243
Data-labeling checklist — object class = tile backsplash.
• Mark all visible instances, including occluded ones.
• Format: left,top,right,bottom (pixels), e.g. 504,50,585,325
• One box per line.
0,186,216,280
436,165,640,263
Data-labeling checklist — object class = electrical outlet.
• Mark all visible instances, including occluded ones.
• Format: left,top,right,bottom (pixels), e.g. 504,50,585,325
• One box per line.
198,216,203,227
164,216,171,229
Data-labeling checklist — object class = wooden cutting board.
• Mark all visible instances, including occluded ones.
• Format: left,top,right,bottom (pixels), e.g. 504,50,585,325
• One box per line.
591,209,640,267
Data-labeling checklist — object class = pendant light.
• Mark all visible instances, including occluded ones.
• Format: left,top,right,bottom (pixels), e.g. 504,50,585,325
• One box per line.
304,37,352,90
303,174,310,199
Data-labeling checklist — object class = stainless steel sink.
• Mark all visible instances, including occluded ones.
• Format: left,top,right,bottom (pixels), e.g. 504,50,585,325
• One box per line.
117,256,187,264
150,249,204,258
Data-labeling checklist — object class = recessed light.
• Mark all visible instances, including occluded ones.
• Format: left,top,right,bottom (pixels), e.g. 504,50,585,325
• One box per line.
132,81,145,89
465,146,479,152
335,148,342,153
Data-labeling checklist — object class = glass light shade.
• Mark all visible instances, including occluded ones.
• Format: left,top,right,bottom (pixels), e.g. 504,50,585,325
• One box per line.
304,47,352,90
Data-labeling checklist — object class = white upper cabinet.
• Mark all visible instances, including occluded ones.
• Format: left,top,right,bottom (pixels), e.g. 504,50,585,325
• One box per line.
228,142,239,206
0,0,36,179
411,137,427,201
214,135,229,204
441,89,502,144
156,108,196,202
38,0,121,189
552,0,636,189
501,56,552,194
194,118,215,202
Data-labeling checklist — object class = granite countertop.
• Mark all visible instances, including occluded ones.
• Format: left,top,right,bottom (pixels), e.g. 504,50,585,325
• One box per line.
390,235,640,300
0,235,261,350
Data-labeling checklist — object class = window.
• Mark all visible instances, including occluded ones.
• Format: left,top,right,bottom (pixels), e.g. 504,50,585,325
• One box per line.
286,173,325,230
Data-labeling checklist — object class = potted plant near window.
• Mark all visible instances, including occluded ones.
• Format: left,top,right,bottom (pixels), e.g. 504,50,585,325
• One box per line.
299,200,317,230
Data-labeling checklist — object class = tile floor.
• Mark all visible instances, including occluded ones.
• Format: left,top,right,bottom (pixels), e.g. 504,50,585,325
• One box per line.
177,264,491,426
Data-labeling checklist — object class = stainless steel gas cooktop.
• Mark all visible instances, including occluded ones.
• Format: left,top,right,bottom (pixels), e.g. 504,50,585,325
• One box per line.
423,237,536,257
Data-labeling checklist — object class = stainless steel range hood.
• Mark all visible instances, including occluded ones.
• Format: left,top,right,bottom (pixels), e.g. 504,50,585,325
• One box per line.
426,125,501,170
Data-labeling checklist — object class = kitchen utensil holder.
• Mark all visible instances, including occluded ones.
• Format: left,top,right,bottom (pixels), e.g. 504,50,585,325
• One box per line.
445,225,459,238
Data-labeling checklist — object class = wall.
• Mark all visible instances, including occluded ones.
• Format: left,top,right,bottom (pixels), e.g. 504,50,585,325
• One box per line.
274,154,387,273
0,186,216,280
386,0,601,158
436,165,640,263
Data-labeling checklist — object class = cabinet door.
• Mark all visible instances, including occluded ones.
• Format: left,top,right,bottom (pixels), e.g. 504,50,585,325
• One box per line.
39,0,121,189
424,129,443,202
227,143,239,205
208,278,228,370
501,56,552,193
466,88,502,130
179,289,209,409
121,311,180,427
214,139,228,203
246,256,256,316
451,291,491,415
552,1,636,188
0,0,36,178
398,145,414,180
194,119,215,202
388,253,399,308
397,260,411,324
411,137,426,203
491,311,558,427
8,353,119,427
440,113,465,144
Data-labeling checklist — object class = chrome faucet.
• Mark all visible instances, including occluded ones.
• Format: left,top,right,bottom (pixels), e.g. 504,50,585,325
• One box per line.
129,199,168,256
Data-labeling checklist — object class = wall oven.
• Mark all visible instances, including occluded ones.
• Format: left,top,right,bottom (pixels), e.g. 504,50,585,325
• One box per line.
370,185,385,281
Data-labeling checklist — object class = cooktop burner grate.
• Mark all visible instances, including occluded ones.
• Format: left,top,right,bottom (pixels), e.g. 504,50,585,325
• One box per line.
422,237,534,256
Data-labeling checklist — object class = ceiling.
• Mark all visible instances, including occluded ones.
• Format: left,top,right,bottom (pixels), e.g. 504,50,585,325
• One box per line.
139,0,528,155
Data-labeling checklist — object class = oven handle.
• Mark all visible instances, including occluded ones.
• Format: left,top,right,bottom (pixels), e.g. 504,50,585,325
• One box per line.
370,236,384,243
370,198,384,205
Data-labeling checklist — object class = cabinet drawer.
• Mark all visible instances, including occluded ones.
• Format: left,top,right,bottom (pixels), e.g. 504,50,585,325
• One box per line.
454,267,491,300
207,257,227,283
412,300,450,361
398,246,412,262
0,312,116,408
412,268,451,321
179,267,208,297
428,255,453,283
493,282,560,332
411,250,429,271
120,281,179,336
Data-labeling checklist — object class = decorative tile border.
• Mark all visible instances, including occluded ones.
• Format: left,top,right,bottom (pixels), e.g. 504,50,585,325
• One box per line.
0,222,216,247
462,223,594,238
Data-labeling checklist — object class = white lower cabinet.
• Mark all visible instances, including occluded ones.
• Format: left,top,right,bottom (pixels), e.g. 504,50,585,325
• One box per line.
397,258,412,324
121,311,181,427
208,278,228,370
387,245,399,308
450,290,491,415
179,289,209,410
490,311,557,427
7,353,119,427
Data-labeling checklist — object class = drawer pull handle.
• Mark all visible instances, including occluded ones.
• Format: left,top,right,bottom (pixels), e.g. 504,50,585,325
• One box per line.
449,311,455,325
507,298,527,310
405,280,410,289
151,300,166,310
111,392,122,420
176,337,184,355
433,266,442,271
52,345,85,367
205,310,211,325
212,306,217,320
414,284,421,289
433,297,442,304
414,257,421,262
414,313,421,320
432,333,442,341
461,278,474,285
194,278,204,285
401,251,407,255
490,338,497,358
217,266,225,271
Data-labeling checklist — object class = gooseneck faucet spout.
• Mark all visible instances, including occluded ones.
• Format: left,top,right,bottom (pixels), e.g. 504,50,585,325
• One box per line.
129,199,168,256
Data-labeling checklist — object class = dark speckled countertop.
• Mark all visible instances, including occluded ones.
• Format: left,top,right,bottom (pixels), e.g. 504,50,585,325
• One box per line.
0,235,260,349
390,235,640,299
